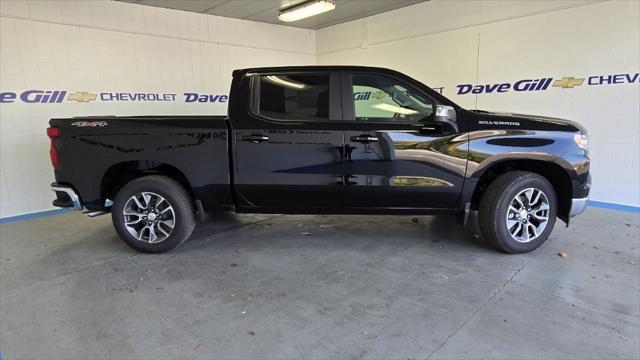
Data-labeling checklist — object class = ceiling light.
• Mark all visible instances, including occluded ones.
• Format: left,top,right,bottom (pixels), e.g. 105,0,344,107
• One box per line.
264,75,306,89
372,104,418,115
278,0,336,23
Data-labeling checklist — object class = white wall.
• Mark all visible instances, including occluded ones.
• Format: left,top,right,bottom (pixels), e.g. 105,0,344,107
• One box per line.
0,0,315,218
1,0,638,218
317,0,640,207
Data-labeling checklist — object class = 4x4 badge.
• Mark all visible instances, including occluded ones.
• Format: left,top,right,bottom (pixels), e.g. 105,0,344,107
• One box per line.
71,121,108,127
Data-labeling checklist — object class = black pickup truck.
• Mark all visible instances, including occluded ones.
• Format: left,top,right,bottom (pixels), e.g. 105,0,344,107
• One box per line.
48,66,590,253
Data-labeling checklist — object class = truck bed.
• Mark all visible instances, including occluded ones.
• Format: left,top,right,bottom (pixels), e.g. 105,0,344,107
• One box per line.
49,115,232,213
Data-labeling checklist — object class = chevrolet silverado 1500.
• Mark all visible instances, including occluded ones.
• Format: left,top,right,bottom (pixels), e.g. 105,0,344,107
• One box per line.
48,66,591,253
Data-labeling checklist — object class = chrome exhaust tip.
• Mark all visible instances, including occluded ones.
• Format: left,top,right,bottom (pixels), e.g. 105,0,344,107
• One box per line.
83,210,108,217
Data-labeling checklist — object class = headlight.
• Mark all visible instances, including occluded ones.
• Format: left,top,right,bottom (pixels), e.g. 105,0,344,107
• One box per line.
574,132,589,151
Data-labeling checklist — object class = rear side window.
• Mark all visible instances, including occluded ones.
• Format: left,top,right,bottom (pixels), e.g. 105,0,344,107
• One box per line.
257,74,330,121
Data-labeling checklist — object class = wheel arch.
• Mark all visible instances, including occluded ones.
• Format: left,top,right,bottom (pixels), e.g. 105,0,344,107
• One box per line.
101,160,194,207
469,159,573,223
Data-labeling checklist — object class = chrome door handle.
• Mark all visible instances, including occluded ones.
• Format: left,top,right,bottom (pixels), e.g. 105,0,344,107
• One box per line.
350,135,378,143
242,134,270,143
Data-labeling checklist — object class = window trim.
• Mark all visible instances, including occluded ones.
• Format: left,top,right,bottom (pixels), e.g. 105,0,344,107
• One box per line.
341,71,438,124
249,71,342,123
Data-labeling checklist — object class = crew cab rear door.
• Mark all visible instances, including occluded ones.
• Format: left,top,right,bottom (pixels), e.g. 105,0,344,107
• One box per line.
232,71,344,209
341,71,467,210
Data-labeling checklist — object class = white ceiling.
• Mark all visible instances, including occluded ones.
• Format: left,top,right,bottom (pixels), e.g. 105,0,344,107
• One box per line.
115,0,429,30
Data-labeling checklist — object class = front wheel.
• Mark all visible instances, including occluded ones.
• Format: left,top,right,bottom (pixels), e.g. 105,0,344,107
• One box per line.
478,171,557,253
112,175,196,253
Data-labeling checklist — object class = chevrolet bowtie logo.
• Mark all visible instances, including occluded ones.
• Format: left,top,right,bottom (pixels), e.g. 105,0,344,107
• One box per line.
552,77,584,89
68,92,97,102
371,91,387,99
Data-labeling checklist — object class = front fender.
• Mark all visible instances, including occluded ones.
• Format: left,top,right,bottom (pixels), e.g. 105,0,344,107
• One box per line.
460,129,585,210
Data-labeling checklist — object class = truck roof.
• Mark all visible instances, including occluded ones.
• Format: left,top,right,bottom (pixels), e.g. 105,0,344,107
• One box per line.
233,65,403,77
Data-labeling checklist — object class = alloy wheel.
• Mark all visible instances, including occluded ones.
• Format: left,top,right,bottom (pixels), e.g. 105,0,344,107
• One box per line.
122,192,175,243
505,187,550,243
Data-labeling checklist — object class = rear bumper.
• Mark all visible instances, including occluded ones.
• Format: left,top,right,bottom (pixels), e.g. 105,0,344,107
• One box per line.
569,197,588,217
51,183,82,211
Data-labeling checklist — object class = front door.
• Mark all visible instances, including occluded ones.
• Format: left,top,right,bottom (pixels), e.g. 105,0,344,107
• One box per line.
342,72,467,210
233,72,344,209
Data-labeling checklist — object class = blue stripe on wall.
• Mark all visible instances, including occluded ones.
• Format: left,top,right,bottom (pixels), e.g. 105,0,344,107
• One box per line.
0,209,71,224
0,200,637,225
588,200,640,213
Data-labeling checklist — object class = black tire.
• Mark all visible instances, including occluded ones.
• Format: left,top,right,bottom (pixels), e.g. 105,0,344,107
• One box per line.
112,175,196,253
478,171,557,253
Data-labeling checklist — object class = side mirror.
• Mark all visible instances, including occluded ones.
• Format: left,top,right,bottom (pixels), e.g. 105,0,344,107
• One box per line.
421,105,458,135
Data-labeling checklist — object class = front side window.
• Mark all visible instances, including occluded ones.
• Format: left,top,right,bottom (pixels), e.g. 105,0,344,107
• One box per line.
258,74,330,121
352,74,434,122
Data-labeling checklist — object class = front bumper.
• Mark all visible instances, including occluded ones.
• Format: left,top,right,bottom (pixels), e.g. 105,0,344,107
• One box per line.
569,197,588,217
569,173,590,218
51,183,82,210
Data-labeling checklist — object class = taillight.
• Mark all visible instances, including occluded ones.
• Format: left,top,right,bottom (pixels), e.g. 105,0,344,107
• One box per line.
47,126,61,169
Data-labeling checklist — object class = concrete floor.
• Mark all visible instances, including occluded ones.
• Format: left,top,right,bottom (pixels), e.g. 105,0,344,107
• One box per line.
0,207,638,359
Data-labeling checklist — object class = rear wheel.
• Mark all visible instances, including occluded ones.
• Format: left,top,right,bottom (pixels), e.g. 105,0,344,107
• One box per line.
112,175,195,253
478,171,557,253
